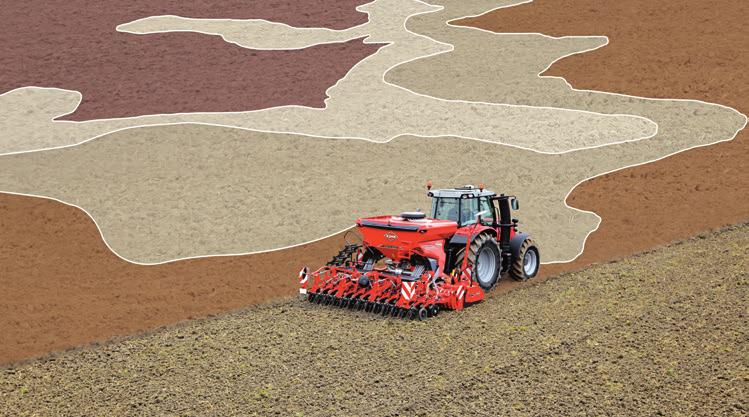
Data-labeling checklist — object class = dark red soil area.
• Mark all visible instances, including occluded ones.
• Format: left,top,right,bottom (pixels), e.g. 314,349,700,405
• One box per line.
0,1,378,120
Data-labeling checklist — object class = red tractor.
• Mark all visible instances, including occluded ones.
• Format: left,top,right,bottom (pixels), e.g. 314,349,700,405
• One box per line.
298,184,540,320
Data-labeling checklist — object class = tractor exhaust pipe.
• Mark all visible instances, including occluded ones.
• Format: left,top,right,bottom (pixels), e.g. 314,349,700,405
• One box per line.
495,194,513,251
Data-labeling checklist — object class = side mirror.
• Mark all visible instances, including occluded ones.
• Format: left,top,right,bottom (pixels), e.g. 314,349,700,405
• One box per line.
511,198,519,210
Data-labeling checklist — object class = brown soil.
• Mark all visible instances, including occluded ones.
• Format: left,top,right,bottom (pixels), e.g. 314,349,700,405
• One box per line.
455,0,749,276
0,1,377,120
1,0,748,366
0,194,347,365
2,224,746,416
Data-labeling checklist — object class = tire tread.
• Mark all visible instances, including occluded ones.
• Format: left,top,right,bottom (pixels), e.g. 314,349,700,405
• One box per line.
510,237,538,281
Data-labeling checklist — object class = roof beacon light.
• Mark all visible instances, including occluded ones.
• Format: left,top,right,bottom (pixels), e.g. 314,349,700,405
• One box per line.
426,180,433,190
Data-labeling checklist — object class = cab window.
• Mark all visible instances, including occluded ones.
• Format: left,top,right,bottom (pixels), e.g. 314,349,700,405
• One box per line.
432,197,459,222
460,198,478,226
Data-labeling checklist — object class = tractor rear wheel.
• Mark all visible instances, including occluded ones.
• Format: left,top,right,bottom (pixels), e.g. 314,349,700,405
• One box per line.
455,233,501,290
510,237,540,281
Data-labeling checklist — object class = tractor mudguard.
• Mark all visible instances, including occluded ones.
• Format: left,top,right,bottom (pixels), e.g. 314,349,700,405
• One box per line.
509,232,530,259
448,234,469,246
448,226,496,246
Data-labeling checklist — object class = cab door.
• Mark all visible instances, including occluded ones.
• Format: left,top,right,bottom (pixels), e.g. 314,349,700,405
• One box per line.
478,196,496,227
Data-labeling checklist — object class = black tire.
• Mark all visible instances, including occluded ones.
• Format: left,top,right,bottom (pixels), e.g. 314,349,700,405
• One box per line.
381,304,391,316
454,233,502,290
417,307,428,321
510,237,540,281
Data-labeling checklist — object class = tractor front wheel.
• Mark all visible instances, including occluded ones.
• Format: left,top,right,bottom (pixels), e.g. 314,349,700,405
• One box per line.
510,238,540,281
455,233,502,290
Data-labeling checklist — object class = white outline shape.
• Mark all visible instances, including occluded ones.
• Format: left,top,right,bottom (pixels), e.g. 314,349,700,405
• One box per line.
0,0,745,267
115,7,376,52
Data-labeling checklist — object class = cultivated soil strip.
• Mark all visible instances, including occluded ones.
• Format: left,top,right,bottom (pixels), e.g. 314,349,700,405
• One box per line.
2,224,746,416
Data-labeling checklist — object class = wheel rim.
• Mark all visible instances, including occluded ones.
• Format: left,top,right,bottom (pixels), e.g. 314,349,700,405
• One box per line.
523,249,538,276
476,246,497,285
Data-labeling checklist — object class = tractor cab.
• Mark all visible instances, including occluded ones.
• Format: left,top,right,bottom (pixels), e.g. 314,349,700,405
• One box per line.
428,185,499,228
427,184,526,281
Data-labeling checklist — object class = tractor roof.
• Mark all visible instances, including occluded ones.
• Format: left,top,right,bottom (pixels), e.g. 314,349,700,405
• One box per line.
428,185,496,198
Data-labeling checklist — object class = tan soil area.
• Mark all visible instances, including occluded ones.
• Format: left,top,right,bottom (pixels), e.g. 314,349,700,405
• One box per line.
2,224,746,416
0,0,374,120
455,0,749,275
0,108,740,263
